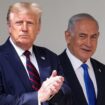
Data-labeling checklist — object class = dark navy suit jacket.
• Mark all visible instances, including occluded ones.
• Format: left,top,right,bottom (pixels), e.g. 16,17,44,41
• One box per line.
59,50,105,105
0,39,71,105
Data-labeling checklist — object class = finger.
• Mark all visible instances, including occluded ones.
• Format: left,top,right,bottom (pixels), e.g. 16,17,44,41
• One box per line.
59,76,64,82
48,77,64,92
52,76,64,83
49,81,62,95
51,70,57,77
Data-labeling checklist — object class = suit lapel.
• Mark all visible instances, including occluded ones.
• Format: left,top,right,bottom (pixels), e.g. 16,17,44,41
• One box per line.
91,59,105,105
2,39,33,91
33,46,51,83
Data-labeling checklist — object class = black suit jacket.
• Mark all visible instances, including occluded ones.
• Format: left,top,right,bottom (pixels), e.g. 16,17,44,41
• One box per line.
0,39,71,105
59,50,105,105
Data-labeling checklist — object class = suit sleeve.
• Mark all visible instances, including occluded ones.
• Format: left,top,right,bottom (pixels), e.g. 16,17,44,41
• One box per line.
0,68,39,105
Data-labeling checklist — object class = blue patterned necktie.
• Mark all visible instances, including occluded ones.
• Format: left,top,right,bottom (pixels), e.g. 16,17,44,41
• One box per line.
81,64,96,105
24,50,41,91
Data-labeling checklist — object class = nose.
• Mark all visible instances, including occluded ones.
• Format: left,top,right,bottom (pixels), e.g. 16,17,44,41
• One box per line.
86,38,91,47
21,22,28,32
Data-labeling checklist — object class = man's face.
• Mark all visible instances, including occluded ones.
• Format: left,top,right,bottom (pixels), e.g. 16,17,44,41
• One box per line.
8,10,40,49
65,19,99,62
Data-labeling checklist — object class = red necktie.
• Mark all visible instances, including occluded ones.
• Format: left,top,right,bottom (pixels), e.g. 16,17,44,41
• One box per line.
24,50,41,91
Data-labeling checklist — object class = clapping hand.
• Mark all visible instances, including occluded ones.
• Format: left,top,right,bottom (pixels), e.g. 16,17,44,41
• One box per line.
38,70,64,102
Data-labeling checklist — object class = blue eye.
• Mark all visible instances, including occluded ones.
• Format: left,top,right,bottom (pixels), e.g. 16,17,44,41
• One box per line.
26,21,35,26
15,21,23,25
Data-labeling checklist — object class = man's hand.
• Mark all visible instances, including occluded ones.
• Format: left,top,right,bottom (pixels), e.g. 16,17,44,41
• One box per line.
38,70,64,102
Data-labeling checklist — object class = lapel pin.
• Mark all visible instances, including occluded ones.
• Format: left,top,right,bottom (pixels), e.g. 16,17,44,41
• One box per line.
41,56,46,60
98,69,101,72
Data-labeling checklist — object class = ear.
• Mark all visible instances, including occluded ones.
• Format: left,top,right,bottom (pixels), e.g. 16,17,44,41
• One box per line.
65,31,72,44
37,23,41,33
7,22,11,34
36,19,41,35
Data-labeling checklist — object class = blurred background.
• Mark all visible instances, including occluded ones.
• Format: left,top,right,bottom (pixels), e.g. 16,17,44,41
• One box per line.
0,0,105,63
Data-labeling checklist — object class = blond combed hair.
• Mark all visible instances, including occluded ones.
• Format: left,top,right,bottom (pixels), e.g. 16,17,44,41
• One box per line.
7,2,42,22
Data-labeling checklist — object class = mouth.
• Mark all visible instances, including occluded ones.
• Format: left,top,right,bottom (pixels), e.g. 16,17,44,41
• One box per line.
82,48,92,52
20,35,29,38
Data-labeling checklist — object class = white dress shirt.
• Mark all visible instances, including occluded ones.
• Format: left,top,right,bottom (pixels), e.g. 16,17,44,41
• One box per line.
66,48,97,103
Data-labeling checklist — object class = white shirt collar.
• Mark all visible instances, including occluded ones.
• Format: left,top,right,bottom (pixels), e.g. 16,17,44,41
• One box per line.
66,47,91,70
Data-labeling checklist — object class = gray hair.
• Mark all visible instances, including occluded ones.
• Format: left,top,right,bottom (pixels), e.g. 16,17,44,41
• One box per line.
7,2,42,22
67,13,99,33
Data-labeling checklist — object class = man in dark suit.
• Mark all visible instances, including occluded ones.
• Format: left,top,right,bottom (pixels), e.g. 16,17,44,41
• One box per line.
59,13,105,105
0,2,71,105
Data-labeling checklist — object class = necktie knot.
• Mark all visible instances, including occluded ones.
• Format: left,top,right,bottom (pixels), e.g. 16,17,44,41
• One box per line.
81,63,88,71
24,50,30,58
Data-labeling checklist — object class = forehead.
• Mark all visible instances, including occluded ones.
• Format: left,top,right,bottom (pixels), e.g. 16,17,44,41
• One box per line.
76,19,97,27
10,10,38,21
74,19,99,32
